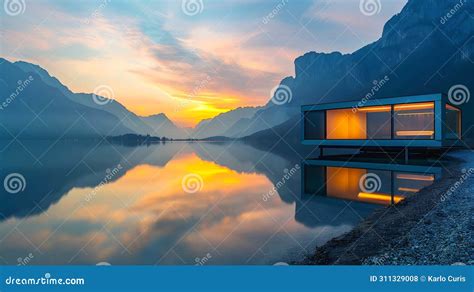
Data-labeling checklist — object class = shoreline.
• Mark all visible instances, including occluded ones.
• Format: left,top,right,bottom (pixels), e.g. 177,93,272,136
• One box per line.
298,150,473,265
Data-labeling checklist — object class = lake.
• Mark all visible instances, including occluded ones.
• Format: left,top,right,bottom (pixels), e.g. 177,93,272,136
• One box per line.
0,140,440,265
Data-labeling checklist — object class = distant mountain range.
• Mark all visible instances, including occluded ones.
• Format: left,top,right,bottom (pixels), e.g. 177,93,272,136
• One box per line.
193,106,262,138
0,58,187,139
1,0,472,141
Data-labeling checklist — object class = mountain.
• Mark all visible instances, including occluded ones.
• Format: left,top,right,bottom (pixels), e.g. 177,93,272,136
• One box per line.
192,106,261,138
0,139,180,222
192,97,298,139
244,0,474,142
2,59,186,138
0,58,131,138
3,0,472,141
140,113,188,138
13,60,148,135
14,61,71,95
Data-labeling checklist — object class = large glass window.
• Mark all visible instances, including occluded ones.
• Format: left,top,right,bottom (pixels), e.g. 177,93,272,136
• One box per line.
360,106,392,139
326,106,391,140
305,102,441,141
303,165,440,205
304,111,325,140
393,102,435,140
326,167,397,205
446,104,461,139
326,108,366,139
303,165,326,196
394,172,435,196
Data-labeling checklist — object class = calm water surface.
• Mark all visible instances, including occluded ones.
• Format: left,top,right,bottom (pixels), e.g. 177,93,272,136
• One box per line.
1,140,438,265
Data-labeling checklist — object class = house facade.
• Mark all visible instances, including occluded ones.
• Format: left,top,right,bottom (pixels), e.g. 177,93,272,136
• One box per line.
301,94,462,148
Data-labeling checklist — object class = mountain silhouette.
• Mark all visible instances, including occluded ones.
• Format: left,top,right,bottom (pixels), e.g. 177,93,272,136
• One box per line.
0,140,180,222
0,58,132,138
140,113,186,137
206,0,474,142
192,106,262,139
1,59,186,139
2,0,472,141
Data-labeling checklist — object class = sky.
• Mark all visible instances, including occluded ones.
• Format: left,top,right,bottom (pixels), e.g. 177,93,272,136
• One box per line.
1,0,408,127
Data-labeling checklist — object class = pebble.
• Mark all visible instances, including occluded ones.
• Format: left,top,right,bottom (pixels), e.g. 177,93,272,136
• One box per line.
363,153,474,265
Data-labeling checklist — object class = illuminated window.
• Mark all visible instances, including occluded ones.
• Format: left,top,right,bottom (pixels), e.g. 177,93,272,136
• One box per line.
394,172,435,196
326,167,397,205
303,166,439,205
325,106,391,140
304,101,453,141
446,104,461,139
393,102,435,140
326,109,367,139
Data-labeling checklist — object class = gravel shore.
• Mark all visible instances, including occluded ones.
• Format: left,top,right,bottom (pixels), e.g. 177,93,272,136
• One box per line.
299,150,474,265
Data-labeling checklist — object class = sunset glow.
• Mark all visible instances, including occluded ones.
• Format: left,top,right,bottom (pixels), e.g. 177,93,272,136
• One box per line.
1,0,406,127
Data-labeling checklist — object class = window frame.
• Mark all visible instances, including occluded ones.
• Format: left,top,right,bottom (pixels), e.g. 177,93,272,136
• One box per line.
303,102,438,141
445,104,462,140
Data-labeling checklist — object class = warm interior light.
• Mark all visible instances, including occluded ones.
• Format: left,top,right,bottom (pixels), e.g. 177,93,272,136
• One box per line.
358,192,404,204
394,102,434,111
396,130,434,136
398,187,421,193
326,109,367,139
446,104,461,111
358,106,391,112
396,113,434,116
396,174,435,181
326,167,365,199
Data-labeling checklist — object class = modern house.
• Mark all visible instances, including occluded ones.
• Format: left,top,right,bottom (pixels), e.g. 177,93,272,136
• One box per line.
302,159,442,205
302,94,462,149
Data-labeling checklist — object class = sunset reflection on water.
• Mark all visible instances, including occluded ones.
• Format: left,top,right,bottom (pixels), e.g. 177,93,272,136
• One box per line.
0,143,372,265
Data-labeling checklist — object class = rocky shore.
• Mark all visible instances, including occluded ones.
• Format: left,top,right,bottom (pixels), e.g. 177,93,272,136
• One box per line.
299,150,474,265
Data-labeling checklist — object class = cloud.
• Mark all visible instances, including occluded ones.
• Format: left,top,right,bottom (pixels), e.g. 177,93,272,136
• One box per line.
0,0,409,127
304,0,408,44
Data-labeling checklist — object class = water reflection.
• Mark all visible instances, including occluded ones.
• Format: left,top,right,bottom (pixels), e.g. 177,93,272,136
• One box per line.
302,159,442,205
0,141,443,265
